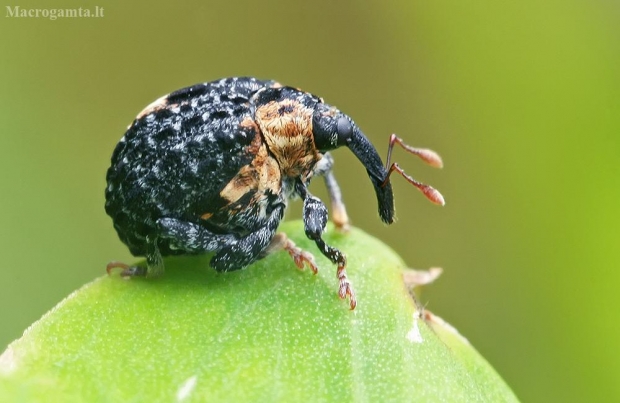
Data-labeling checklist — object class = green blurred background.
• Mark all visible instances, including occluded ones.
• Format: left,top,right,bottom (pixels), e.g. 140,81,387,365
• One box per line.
1,1,618,401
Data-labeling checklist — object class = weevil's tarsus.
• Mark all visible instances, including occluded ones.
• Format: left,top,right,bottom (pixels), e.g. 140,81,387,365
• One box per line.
106,261,129,275
337,263,357,310
106,261,147,278
106,237,164,278
263,233,319,274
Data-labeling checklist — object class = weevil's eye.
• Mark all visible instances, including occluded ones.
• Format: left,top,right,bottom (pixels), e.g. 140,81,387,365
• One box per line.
312,110,354,151
336,117,353,143
312,112,337,151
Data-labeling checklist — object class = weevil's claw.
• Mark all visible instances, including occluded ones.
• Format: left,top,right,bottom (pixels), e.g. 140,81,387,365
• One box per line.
337,264,357,309
106,261,129,275
106,261,147,278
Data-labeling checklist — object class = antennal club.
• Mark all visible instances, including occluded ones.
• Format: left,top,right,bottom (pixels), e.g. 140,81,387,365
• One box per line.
382,134,445,206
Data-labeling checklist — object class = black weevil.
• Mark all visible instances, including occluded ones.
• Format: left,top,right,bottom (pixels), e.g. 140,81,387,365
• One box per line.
105,77,444,309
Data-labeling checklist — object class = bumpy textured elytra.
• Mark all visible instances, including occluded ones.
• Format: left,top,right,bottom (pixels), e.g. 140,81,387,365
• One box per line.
105,77,444,309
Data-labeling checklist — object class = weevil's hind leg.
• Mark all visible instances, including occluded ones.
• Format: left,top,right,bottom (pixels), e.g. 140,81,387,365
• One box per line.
262,233,318,274
210,204,286,272
296,180,357,309
106,235,164,278
314,152,350,232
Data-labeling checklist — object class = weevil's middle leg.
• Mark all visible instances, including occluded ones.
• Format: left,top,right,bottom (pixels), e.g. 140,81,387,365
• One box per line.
324,171,350,232
262,233,318,274
314,152,350,231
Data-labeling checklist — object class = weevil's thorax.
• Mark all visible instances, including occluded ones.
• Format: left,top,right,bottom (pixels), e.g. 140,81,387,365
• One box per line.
253,87,323,181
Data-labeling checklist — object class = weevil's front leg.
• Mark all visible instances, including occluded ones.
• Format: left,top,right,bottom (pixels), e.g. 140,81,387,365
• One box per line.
106,234,164,278
314,153,350,231
209,204,286,272
296,180,356,309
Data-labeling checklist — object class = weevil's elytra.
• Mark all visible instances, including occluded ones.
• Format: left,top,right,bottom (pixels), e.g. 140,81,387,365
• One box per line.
105,76,445,309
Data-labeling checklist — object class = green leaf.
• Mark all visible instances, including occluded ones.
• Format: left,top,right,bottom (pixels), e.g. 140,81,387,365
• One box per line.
0,221,518,402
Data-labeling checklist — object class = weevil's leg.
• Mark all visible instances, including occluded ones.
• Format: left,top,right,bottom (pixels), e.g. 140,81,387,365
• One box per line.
156,218,236,253
106,261,147,277
262,233,318,274
210,204,286,272
314,152,350,231
382,134,445,206
296,180,357,309
106,235,163,278
324,171,350,232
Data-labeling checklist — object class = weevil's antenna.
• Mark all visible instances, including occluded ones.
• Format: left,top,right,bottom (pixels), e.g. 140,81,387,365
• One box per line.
382,134,445,206
385,134,443,169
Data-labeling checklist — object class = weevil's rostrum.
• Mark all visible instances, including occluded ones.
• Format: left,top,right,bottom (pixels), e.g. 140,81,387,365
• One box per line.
105,77,445,309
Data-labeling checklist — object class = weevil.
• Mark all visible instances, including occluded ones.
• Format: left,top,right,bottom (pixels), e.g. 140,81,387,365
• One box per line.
105,77,444,309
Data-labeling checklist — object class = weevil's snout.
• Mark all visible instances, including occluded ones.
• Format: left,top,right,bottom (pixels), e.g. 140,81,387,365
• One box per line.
346,126,396,224
312,106,394,223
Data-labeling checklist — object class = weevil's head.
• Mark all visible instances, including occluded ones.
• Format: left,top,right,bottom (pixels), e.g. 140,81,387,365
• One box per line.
252,86,395,223
312,103,395,224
